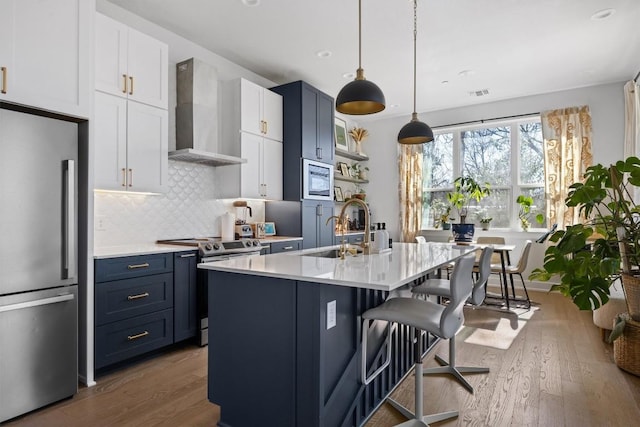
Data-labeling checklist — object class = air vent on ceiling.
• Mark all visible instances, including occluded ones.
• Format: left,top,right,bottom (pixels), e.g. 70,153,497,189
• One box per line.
469,89,490,97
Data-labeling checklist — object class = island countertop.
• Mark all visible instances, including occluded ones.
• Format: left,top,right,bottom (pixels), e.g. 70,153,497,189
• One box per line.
198,242,477,291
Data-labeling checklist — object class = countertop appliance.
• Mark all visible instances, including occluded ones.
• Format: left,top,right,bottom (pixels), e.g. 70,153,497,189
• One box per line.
0,108,78,423
157,237,262,345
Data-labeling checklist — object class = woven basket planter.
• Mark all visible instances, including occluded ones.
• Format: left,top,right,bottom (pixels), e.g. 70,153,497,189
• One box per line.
614,317,640,377
621,274,640,321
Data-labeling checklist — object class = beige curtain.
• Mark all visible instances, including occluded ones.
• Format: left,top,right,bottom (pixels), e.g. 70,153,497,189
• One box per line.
541,105,593,228
398,144,423,242
624,80,640,202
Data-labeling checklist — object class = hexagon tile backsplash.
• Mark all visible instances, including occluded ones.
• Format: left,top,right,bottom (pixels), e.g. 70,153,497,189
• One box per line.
94,160,262,248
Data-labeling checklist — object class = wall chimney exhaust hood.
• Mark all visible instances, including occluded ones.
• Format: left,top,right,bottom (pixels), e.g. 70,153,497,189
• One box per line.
170,58,246,166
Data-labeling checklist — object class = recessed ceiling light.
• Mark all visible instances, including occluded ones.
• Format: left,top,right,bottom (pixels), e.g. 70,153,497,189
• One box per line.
591,8,615,20
342,72,355,79
241,0,260,7
389,104,399,108
458,70,475,78
441,80,449,85
316,50,332,58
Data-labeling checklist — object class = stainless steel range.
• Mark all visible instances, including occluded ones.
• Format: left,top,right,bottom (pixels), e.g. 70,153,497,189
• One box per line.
158,237,263,345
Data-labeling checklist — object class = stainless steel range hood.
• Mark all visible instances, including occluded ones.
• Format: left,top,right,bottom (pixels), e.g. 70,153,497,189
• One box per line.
171,58,245,166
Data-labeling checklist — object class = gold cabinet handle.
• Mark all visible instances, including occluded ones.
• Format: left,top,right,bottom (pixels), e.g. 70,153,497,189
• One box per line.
127,292,149,301
264,120,268,135
122,74,128,94
127,331,149,341
121,168,127,187
128,168,133,187
127,262,149,269
129,76,134,95
1,67,6,94
283,246,293,250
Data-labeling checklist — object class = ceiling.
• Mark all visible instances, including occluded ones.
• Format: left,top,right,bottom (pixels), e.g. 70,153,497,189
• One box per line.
108,0,640,122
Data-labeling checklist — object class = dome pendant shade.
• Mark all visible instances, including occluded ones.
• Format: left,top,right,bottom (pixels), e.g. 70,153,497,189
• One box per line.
336,69,386,115
398,0,432,145
335,0,385,115
398,112,434,144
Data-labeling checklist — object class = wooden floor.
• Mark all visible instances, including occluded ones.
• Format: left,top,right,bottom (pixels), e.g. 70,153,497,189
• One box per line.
5,291,640,427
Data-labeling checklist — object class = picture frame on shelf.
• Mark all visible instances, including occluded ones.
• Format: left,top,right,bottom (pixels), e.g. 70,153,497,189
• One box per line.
338,162,349,176
335,117,349,151
334,186,344,202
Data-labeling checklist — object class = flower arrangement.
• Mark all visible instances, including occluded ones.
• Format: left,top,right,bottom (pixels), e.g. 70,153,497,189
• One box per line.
348,127,369,154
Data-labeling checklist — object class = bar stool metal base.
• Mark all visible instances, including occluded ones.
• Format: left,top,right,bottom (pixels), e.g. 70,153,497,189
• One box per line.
386,358,458,426
423,338,489,393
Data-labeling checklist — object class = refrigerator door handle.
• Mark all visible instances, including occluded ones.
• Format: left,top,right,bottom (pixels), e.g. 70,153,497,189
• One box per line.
0,293,75,314
63,159,75,280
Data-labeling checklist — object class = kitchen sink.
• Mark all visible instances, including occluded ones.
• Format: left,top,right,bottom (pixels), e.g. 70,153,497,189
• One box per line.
301,248,362,258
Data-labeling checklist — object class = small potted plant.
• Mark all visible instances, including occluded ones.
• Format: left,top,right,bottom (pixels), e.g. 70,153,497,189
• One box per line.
516,195,544,231
479,216,493,231
431,199,452,230
353,185,366,201
447,176,491,242
350,162,369,180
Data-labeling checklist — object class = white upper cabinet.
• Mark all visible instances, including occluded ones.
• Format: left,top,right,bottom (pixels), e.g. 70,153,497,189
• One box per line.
93,13,169,193
95,13,168,110
238,133,283,200
0,0,90,117
217,78,284,200
94,92,168,193
238,79,283,142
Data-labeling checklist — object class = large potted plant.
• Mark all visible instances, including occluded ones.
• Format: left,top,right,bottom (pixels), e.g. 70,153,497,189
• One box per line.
530,157,640,315
447,176,490,242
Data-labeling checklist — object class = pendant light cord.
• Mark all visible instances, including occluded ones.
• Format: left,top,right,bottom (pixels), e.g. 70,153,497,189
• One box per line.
412,0,418,114
358,0,362,70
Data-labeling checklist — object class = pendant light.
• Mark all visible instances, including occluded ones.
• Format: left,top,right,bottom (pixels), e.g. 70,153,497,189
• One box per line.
336,0,386,115
397,0,433,144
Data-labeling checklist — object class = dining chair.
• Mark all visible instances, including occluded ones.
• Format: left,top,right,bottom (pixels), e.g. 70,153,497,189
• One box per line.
410,247,494,392
491,240,533,308
415,235,427,243
360,253,477,425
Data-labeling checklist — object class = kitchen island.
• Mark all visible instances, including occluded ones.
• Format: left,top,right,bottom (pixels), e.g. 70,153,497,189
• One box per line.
199,242,476,427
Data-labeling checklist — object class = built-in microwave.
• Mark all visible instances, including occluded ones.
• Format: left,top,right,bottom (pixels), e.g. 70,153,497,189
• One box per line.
302,159,334,200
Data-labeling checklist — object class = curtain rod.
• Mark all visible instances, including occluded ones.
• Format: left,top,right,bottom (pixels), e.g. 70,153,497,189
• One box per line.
431,111,540,130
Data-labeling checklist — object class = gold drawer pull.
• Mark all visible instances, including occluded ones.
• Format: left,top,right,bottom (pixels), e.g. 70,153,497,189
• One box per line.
283,246,293,250
1,66,7,94
127,262,150,269
129,76,134,95
127,292,149,301
122,74,128,93
127,331,149,341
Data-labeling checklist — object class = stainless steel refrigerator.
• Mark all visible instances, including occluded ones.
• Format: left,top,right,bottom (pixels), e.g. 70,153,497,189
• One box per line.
0,108,78,422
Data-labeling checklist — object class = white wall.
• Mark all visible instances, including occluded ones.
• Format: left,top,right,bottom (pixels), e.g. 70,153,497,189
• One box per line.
364,81,627,245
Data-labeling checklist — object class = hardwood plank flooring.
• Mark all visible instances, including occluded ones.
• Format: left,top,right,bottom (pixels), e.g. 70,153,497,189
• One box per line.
5,291,640,427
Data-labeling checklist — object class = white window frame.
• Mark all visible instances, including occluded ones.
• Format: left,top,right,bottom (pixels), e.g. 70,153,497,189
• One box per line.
423,115,544,231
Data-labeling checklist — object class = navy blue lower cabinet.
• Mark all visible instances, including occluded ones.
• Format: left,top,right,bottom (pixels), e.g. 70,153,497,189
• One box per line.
207,271,433,427
173,251,198,342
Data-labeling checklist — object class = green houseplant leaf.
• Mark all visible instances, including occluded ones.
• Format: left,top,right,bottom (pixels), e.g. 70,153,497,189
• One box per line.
529,156,640,310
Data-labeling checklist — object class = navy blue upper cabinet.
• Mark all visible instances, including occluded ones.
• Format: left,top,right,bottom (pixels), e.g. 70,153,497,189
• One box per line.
272,81,334,164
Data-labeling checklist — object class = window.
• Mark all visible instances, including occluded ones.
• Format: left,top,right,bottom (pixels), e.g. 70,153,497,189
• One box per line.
422,116,546,230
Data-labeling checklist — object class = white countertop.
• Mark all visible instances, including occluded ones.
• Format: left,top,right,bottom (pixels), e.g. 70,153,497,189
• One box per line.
198,242,478,292
94,244,196,259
